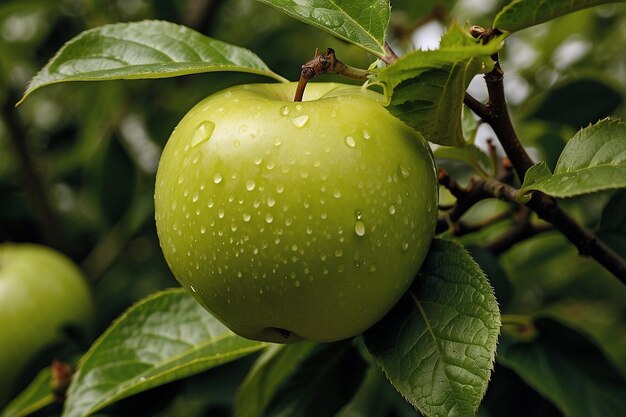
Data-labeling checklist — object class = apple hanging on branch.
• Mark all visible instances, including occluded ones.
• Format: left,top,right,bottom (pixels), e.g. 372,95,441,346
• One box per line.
154,81,438,343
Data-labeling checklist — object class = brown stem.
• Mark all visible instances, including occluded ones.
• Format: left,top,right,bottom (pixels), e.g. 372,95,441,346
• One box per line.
486,208,552,254
439,167,626,282
462,27,626,282
294,48,370,102
382,41,399,65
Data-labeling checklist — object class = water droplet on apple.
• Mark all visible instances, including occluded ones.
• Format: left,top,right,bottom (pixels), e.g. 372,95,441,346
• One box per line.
267,196,276,207
265,213,273,223
276,184,285,193
243,213,251,222
345,136,356,147
369,264,377,272
280,105,291,116
388,205,396,215
362,129,371,140
254,155,263,165
354,220,366,236
213,173,223,184
291,115,309,128
335,249,343,257
333,190,342,198
218,209,225,219
274,137,282,147
295,280,301,287
355,210,362,220
401,241,409,252
191,121,215,147
398,164,410,178
192,192,199,202
190,284,197,293
200,226,206,234
177,174,185,184
246,180,256,191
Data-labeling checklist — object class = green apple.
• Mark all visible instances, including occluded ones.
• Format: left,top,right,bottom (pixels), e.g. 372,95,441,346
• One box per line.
155,82,437,343
0,243,93,405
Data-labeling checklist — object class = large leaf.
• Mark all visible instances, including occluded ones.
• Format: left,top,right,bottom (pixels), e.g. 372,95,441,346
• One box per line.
234,342,318,417
264,341,367,417
62,289,268,417
493,0,621,33
521,118,626,197
256,0,389,57
598,189,626,260
1,368,53,417
499,318,626,417
377,24,501,146
364,238,501,417
18,20,287,105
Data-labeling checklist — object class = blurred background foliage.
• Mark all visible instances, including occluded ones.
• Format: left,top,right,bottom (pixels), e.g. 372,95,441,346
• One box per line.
0,0,625,416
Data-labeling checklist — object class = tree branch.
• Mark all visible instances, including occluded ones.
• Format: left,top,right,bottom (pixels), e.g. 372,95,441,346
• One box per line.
438,167,626,282
460,27,626,283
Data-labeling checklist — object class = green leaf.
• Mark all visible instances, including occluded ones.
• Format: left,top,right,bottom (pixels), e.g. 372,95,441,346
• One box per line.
521,119,626,197
234,342,318,417
364,238,501,417
256,0,389,57
499,318,626,417
377,24,501,146
462,105,480,144
1,368,54,417
62,289,268,417
493,0,622,33
265,341,367,417
598,189,626,260
434,144,494,177
18,20,287,105
527,78,623,129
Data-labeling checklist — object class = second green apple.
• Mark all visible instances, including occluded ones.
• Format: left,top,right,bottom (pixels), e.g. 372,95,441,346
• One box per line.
155,82,437,343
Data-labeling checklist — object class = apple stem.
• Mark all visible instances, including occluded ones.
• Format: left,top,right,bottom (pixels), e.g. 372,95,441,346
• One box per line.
294,48,370,102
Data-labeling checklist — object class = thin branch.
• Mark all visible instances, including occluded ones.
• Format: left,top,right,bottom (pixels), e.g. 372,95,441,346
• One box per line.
382,41,399,65
486,207,553,255
294,48,370,102
439,167,626,282
462,27,626,283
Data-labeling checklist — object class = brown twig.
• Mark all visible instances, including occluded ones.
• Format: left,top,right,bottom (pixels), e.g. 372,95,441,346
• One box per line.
459,26,626,282
294,48,370,102
382,41,399,65
486,207,552,255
